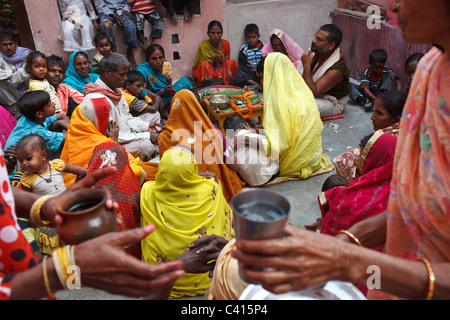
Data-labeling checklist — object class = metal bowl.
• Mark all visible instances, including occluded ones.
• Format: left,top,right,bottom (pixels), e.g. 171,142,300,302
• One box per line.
208,94,231,110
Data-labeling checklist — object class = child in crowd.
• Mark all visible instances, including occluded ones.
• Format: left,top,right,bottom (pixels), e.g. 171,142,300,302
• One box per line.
321,174,349,192
404,52,424,94
223,114,278,186
128,0,165,49
94,0,138,66
235,23,265,89
14,135,87,257
334,90,406,183
4,91,70,170
91,32,112,74
25,51,62,114
123,70,162,124
350,49,401,111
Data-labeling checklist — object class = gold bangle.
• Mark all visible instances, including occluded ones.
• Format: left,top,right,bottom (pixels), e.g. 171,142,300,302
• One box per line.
339,230,363,247
30,195,55,227
419,258,435,300
42,256,55,299
52,248,68,289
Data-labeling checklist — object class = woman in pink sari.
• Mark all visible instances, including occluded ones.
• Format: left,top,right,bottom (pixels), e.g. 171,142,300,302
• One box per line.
0,105,16,148
261,28,304,68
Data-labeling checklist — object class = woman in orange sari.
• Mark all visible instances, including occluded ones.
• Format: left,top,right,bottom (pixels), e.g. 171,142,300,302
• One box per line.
192,20,238,87
157,89,245,202
60,95,148,186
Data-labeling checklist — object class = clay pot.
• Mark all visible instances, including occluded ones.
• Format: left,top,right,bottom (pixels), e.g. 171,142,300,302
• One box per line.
56,188,117,245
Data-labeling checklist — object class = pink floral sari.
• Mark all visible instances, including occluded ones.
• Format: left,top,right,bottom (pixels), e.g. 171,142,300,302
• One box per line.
368,47,450,300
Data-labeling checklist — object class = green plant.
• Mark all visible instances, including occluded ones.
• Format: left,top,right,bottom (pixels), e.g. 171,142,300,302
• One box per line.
0,0,16,30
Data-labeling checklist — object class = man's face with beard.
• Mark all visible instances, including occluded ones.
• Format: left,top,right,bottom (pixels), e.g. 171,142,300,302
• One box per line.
311,29,334,55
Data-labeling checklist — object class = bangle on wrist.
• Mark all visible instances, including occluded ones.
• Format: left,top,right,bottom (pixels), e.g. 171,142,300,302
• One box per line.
339,230,363,247
53,245,81,290
30,195,55,227
42,256,55,299
419,258,435,300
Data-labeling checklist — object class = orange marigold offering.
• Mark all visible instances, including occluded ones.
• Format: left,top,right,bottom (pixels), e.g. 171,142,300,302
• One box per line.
230,95,253,119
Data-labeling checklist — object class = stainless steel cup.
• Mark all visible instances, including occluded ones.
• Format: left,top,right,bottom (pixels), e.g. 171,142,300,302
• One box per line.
231,188,290,283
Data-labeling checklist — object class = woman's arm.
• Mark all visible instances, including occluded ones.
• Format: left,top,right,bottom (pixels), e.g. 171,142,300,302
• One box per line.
334,211,387,248
232,224,450,300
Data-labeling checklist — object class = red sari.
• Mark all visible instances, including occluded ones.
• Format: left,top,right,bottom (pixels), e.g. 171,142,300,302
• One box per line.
87,142,142,258
319,133,397,236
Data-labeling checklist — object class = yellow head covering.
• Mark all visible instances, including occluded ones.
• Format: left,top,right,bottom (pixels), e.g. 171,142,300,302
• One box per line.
263,52,332,178
140,147,233,298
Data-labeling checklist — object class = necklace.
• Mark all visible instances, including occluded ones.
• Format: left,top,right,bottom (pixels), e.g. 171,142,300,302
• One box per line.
36,162,52,183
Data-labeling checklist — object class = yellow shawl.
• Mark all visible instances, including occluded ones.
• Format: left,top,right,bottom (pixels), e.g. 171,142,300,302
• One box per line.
262,52,333,178
140,148,233,298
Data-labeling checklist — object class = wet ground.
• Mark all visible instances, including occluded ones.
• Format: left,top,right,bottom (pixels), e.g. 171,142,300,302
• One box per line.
55,94,374,300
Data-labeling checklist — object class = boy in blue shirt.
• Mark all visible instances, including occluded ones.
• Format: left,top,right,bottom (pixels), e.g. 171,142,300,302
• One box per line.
235,23,265,89
4,90,69,174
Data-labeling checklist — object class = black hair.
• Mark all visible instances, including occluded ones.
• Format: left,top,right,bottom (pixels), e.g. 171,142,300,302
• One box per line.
18,90,51,121
369,49,388,64
404,52,424,69
223,114,246,130
322,174,348,192
98,52,130,74
207,20,223,33
145,44,165,62
47,54,66,71
319,24,342,48
244,23,259,35
16,134,48,154
25,51,47,73
256,56,266,74
0,28,17,43
94,31,111,46
125,70,146,84
377,90,407,119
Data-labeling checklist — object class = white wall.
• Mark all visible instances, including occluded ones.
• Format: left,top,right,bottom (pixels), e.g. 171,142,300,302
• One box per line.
225,0,337,61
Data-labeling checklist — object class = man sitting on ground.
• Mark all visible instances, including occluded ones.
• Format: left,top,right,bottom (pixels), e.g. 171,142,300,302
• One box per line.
298,24,352,118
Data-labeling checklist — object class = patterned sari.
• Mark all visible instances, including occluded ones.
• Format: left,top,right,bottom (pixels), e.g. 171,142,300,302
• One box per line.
87,142,142,258
368,47,450,299
192,39,238,86
320,133,397,236
140,147,233,298
157,89,245,202
334,123,400,182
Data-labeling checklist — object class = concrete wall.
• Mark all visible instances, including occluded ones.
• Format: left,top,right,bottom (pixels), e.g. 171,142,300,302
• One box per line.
225,0,336,62
332,0,431,89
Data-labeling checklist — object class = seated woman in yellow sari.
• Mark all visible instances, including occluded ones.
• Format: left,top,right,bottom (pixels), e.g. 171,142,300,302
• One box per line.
140,146,233,298
257,53,333,179
192,20,238,87
60,95,147,186
157,89,245,202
